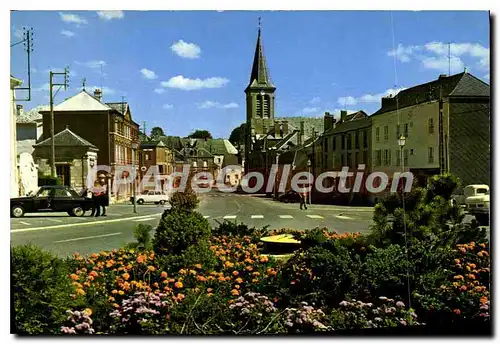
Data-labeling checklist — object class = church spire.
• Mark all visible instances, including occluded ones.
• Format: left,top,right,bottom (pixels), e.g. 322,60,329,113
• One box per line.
247,17,274,89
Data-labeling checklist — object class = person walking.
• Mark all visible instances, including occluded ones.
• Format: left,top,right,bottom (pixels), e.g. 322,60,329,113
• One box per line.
90,181,103,217
97,174,109,216
299,189,308,210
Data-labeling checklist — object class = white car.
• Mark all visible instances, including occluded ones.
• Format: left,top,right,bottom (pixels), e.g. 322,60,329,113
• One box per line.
464,184,490,225
131,190,170,205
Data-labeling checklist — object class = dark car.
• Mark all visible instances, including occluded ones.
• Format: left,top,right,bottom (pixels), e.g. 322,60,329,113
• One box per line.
10,185,94,218
278,190,301,203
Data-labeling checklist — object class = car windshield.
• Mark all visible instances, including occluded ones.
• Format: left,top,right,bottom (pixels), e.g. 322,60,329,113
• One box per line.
36,188,52,197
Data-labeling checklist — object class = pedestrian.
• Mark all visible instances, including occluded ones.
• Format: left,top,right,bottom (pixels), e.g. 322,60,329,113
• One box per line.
98,174,109,216
90,181,103,217
299,189,308,210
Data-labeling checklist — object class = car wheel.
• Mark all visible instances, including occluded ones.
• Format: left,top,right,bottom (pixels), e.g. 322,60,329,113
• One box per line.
137,199,144,205
11,205,25,218
71,206,85,217
159,200,166,205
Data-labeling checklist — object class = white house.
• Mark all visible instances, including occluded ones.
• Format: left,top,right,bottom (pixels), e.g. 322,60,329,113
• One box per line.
10,76,22,197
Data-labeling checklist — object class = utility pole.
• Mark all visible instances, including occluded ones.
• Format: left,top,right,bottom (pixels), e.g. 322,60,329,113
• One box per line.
49,67,70,178
142,121,147,136
12,27,34,101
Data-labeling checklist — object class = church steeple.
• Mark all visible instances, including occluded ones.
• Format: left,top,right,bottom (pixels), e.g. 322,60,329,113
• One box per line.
246,18,275,91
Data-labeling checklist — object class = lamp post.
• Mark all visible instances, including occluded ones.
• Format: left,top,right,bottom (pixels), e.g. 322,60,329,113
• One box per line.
307,159,312,205
398,135,406,175
131,142,138,214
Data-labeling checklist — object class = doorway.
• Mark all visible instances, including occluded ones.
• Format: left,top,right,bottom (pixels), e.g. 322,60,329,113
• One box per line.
56,164,71,186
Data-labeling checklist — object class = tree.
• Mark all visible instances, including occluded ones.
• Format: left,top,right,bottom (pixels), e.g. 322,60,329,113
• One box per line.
187,130,212,140
150,127,165,140
229,123,247,147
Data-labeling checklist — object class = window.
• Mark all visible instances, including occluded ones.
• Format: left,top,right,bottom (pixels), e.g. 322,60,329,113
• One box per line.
384,149,391,166
404,123,409,137
428,118,435,134
37,188,51,197
332,136,336,151
384,126,389,141
375,150,382,166
347,134,352,150
341,153,345,166
396,149,401,166
347,153,352,167
376,127,380,142
428,147,434,163
324,139,328,152
363,130,368,148
145,153,150,161
355,132,360,149
341,135,345,150
54,188,72,197
355,152,360,167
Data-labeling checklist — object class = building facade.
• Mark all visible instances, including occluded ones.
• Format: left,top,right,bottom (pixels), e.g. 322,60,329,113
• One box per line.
10,76,22,197
371,72,490,189
39,89,140,202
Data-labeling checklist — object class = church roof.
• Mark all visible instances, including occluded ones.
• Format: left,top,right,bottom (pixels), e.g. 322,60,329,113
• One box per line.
246,26,275,91
51,90,112,112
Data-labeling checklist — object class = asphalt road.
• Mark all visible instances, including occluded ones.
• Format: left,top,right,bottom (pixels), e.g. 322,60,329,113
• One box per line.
10,191,486,258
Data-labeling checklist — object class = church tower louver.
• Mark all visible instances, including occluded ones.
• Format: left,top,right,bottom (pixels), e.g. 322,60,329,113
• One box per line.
244,19,276,173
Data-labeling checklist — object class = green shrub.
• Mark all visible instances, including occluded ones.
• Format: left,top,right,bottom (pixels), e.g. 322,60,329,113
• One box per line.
212,220,268,240
38,175,63,186
169,190,199,211
11,245,76,334
152,209,211,256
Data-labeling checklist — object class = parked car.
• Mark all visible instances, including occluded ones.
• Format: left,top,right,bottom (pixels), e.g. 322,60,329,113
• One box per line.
463,184,490,226
10,185,94,218
131,190,170,205
278,190,301,203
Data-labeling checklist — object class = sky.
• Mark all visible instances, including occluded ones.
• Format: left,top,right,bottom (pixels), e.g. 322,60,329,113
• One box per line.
10,10,490,138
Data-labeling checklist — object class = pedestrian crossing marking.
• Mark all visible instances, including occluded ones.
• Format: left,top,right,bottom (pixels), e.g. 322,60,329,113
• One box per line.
19,221,30,225
203,215,210,219
279,215,294,219
47,218,63,223
133,218,155,222
223,215,237,219
306,215,324,219
251,215,264,219
336,215,354,220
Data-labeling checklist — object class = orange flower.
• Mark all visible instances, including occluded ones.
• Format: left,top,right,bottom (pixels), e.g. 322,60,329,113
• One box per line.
148,266,156,272
231,289,239,296
245,266,254,272
224,261,234,268
161,271,168,279
207,288,213,293
89,271,98,277
76,288,85,296
234,285,240,290
454,275,464,280
84,308,92,316
252,272,261,276
118,290,125,295
207,293,213,297
459,285,467,292
232,270,239,276
196,275,207,282
467,274,476,280
122,272,130,281
174,281,184,289
218,276,226,282
252,278,259,283
194,264,202,269
136,256,145,264
480,296,488,304
259,256,269,263
177,293,185,301
153,282,159,288
453,309,461,315
111,289,118,294
235,277,243,284
70,274,79,281
108,296,115,302
87,275,94,282
189,269,197,275
112,303,119,308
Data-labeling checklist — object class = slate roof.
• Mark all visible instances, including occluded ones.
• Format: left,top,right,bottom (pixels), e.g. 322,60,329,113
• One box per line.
106,102,129,115
34,127,98,150
372,72,490,116
276,116,324,138
158,136,239,156
246,27,275,91
51,90,112,112
140,140,166,148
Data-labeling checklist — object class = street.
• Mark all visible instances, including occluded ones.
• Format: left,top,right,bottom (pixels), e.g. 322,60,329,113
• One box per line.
10,191,486,258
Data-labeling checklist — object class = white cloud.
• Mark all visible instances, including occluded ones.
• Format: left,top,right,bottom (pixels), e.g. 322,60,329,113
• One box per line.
59,12,88,26
198,101,238,109
75,60,106,69
302,107,319,114
161,75,229,91
170,40,201,59
162,104,174,110
34,83,50,92
154,88,166,94
140,68,157,80
421,56,465,74
44,68,77,77
483,74,490,81
61,30,75,37
13,27,23,39
388,44,422,62
388,41,490,72
338,88,405,106
310,97,320,104
97,11,124,21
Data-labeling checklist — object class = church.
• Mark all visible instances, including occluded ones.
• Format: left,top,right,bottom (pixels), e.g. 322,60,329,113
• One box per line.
243,21,324,192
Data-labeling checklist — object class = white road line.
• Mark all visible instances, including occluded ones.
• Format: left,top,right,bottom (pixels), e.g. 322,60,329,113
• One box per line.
307,215,324,219
19,221,31,225
74,217,90,220
10,213,162,233
223,215,237,219
53,232,122,244
203,215,210,219
133,218,156,222
279,215,293,219
336,215,354,220
46,218,63,223
251,215,264,219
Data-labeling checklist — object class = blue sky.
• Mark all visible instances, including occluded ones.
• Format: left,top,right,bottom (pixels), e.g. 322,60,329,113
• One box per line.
10,10,490,138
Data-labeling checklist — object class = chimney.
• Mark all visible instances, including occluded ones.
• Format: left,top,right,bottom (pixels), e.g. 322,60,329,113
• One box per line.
298,121,305,146
274,121,281,138
324,112,335,131
94,89,102,102
340,110,347,123
438,74,448,79
16,104,23,117
282,120,289,135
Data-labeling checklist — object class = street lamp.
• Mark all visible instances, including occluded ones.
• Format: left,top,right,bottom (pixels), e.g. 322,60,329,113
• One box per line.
131,142,138,214
307,159,312,205
398,135,406,173
203,160,207,170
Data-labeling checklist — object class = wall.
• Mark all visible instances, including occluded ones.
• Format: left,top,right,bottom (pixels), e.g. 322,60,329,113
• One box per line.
10,81,20,198
448,100,490,187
